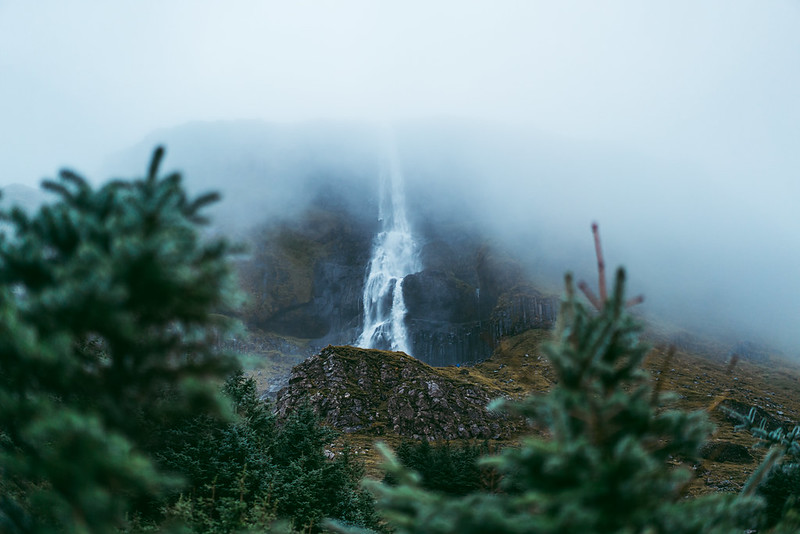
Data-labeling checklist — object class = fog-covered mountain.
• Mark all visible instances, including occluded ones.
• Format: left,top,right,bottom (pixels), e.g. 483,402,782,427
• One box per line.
102,119,799,358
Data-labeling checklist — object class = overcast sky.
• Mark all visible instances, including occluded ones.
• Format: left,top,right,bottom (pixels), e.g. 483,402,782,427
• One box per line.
2,2,798,182
1,1,799,350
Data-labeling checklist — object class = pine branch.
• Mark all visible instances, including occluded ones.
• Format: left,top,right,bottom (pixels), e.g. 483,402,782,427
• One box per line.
147,146,166,184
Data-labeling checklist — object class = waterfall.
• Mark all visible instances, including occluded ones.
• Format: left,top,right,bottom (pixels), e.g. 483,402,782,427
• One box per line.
356,129,420,355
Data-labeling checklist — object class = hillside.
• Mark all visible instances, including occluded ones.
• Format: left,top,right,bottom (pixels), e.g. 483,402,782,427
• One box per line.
103,119,799,362
478,328,800,493
105,118,800,500
253,327,800,494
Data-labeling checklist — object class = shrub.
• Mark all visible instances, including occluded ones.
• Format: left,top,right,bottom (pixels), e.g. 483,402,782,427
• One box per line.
386,440,495,496
149,373,379,533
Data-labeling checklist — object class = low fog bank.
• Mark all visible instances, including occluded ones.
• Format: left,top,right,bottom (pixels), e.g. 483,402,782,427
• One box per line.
391,120,799,355
102,118,799,356
101,120,384,236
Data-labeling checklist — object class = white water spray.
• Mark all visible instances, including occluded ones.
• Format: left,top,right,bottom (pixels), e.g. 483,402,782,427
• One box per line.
356,130,420,354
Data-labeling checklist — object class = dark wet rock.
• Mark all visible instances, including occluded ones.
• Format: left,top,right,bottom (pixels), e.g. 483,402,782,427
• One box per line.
402,250,557,366
275,345,517,440
406,321,490,367
402,269,489,366
490,285,558,342
700,441,754,464
236,208,374,344
403,270,480,324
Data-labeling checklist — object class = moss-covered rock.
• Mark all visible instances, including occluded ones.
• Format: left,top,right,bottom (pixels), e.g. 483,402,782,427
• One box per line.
275,345,517,440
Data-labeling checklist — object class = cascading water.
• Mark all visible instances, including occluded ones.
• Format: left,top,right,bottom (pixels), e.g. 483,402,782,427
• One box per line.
356,131,420,355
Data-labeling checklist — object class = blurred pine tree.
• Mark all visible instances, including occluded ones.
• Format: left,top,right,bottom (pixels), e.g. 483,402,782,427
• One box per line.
0,147,239,533
733,405,800,530
355,234,765,534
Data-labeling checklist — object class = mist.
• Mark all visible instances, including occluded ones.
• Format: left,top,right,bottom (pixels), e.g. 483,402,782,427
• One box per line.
1,2,798,353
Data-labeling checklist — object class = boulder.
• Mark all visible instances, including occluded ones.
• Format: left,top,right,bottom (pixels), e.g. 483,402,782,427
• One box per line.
700,441,754,464
275,345,517,440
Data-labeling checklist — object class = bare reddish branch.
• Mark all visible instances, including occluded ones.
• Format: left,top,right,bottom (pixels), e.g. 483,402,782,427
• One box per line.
579,223,644,311
578,280,602,311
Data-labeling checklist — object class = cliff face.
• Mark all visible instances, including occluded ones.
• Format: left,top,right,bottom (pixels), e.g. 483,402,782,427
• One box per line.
402,245,558,365
217,133,559,365
275,345,516,440
237,207,374,346
235,204,558,366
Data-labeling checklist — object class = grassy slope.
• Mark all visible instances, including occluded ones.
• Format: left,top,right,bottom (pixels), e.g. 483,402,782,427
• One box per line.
396,331,798,490
478,329,800,494
242,325,800,492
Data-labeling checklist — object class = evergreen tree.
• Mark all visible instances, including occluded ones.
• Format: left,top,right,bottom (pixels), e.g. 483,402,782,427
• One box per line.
357,229,764,534
148,371,279,531
148,375,379,533
0,147,239,533
386,440,492,496
269,404,378,532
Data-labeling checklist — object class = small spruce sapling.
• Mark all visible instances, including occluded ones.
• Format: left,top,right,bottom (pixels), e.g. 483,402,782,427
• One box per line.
731,406,800,530
355,223,762,534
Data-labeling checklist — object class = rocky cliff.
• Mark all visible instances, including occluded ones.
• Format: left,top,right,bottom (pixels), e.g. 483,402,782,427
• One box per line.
236,205,558,366
275,345,517,440
402,244,558,365
237,205,374,346
109,120,561,366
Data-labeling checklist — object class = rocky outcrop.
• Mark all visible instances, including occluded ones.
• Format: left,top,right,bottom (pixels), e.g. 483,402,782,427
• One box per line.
402,269,489,366
490,286,557,343
406,321,489,367
275,345,516,440
403,270,480,324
